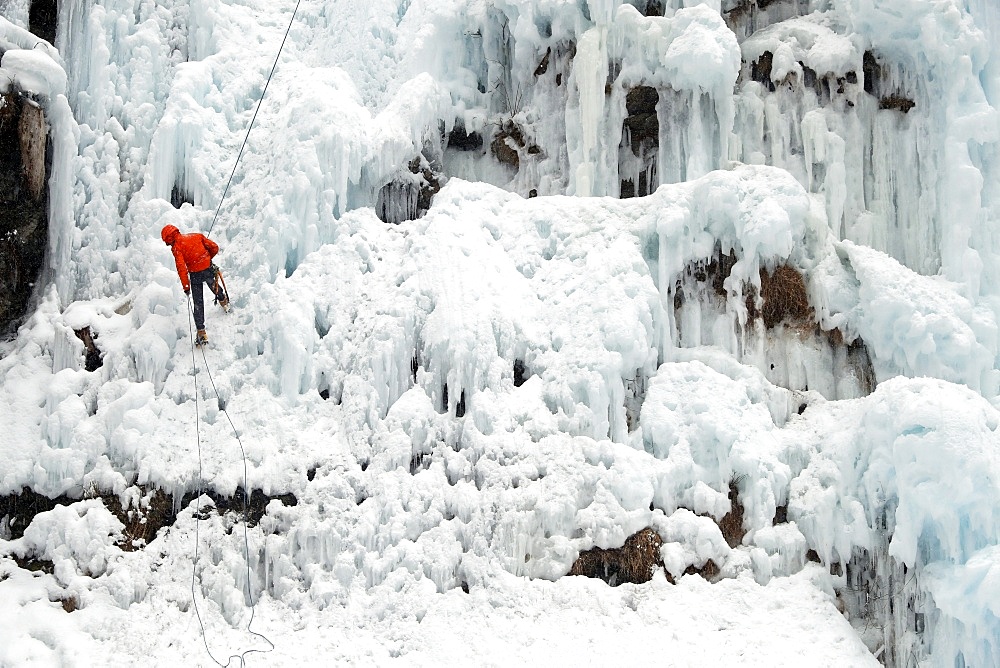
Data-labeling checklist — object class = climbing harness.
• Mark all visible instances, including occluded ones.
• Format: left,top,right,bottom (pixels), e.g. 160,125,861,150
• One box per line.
186,296,274,667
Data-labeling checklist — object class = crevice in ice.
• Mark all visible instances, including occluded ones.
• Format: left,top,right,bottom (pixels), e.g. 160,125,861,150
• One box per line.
409,452,430,475
845,337,877,396
513,358,528,387
439,382,467,418
446,122,483,152
27,0,56,45
553,40,575,89
100,486,175,551
624,369,646,432
676,558,721,583
12,554,55,574
177,487,298,529
620,86,658,199
317,373,339,403
533,47,550,78
169,182,192,209
673,244,737,312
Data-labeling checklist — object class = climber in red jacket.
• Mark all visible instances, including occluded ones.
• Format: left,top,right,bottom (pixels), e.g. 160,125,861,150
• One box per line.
161,224,229,345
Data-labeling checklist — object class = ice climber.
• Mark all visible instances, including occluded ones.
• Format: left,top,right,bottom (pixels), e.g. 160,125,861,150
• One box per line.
160,224,229,345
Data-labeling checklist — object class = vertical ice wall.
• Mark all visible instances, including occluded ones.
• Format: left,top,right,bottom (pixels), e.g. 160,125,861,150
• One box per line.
374,0,1000,402
1,1,998,667
15,0,997,384
567,5,740,196
724,0,1000,305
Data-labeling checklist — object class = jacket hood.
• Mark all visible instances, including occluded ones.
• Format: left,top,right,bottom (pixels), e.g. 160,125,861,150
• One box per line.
160,224,179,245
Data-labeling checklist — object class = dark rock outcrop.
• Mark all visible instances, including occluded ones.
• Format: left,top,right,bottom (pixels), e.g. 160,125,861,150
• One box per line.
0,91,50,336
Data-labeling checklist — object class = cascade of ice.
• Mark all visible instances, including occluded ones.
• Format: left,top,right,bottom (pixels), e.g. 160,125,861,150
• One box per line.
569,25,608,196
3,1,1000,666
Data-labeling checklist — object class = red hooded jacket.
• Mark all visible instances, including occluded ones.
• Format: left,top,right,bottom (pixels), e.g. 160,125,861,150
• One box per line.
161,224,219,291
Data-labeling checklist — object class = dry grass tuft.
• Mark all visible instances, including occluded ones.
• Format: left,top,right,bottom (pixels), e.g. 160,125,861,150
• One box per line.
879,95,915,113
747,264,813,329
569,527,663,586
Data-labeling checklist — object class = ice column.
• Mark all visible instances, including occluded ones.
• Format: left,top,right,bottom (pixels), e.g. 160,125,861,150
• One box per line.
572,26,609,197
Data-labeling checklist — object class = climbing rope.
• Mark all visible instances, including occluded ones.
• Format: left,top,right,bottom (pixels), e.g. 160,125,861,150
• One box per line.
186,296,274,667
185,1,301,662
207,0,303,237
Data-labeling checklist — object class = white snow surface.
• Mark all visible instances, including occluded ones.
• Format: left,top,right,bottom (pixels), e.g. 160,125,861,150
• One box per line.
0,0,999,665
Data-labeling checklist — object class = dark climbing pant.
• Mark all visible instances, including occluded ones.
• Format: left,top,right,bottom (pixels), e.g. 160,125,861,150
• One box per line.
190,266,226,330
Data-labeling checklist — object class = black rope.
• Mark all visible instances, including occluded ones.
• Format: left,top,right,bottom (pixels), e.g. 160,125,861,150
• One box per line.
206,0,303,237
186,296,274,667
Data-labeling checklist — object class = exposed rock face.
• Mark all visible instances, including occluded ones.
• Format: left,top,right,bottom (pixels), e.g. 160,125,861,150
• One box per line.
29,0,58,46
375,153,445,225
0,91,49,335
569,527,664,585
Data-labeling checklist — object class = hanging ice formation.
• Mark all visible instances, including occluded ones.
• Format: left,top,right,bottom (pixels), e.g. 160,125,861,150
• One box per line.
0,0,999,665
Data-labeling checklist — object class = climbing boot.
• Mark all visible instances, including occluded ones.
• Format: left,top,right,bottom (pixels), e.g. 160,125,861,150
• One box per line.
195,329,209,346
218,295,231,313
